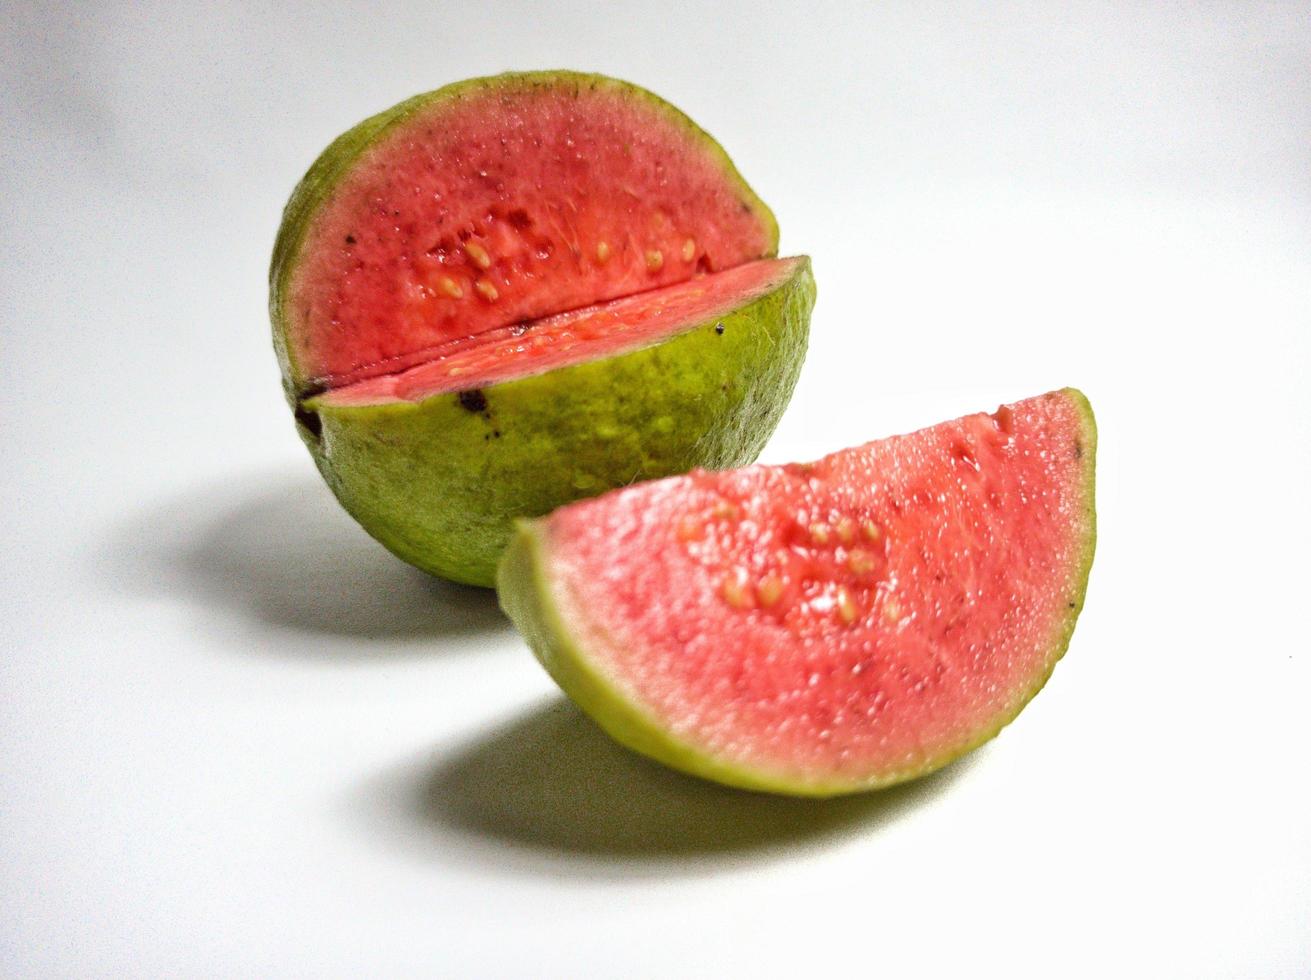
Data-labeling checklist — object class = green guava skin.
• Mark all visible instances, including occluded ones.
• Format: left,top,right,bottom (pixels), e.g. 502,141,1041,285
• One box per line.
496,389,1098,797
270,71,805,586
302,259,814,587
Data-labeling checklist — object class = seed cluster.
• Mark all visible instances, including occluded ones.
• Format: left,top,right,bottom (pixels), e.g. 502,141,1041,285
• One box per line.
398,209,704,315
683,490,899,630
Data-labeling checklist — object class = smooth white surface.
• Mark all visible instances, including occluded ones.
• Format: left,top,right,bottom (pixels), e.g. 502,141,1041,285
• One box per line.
3,3,1308,976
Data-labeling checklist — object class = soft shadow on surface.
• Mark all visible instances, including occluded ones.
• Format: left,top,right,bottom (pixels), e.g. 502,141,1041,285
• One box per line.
107,470,507,648
358,698,978,872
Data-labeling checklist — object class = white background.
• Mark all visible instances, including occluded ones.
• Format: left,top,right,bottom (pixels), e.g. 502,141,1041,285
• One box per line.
3,2,1308,976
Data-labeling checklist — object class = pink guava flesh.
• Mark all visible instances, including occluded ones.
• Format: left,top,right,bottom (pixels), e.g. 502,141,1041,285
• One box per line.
536,390,1095,786
287,80,776,389
319,257,798,407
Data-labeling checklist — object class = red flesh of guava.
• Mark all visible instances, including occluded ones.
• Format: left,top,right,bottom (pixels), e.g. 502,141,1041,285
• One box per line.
319,257,798,406
288,80,776,391
538,390,1094,784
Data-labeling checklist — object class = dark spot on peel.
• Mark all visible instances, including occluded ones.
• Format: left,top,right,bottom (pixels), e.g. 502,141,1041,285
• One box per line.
294,406,322,439
714,322,725,335
458,389,488,413
1073,438,1083,459
1068,601,1077,609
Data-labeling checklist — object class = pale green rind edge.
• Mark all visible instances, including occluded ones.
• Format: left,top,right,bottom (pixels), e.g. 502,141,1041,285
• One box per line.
496,388,1099,798
270,69,781,402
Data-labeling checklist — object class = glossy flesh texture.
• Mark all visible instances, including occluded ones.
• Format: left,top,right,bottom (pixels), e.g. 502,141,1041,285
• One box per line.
320,258,797,406
273,71,777,394
499,389,1097,795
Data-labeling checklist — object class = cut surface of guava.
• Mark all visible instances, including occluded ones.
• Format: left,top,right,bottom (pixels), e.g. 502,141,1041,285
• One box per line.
317,257,798,406
272,71,778,395
497,389,1097,796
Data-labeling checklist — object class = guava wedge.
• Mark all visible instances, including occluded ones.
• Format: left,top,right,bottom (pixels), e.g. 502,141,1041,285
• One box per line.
498,389,1096,796
270,71,812,585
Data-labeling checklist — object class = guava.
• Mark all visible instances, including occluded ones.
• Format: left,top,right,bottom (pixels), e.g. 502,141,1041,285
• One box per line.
498,389,1097,796
270,71,813,585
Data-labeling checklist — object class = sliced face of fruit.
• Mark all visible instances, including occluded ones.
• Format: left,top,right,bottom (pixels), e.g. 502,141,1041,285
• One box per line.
316,257,800,407
273,71,778,393
498,389,1097,796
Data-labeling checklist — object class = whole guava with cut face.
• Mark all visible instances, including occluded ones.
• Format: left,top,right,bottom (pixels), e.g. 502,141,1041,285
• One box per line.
270,71,814,586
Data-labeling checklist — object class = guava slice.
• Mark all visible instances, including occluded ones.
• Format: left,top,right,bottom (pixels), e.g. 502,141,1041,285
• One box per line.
270,71,812,585
497,389,1097,796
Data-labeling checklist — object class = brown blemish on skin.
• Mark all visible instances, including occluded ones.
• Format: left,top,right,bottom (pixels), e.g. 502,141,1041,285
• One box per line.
458,389,488,413
294,406,322,439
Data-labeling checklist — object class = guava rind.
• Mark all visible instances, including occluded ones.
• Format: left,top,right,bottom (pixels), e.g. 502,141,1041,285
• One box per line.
302,259,814,587
496,389,1097,797
269,70,781,402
